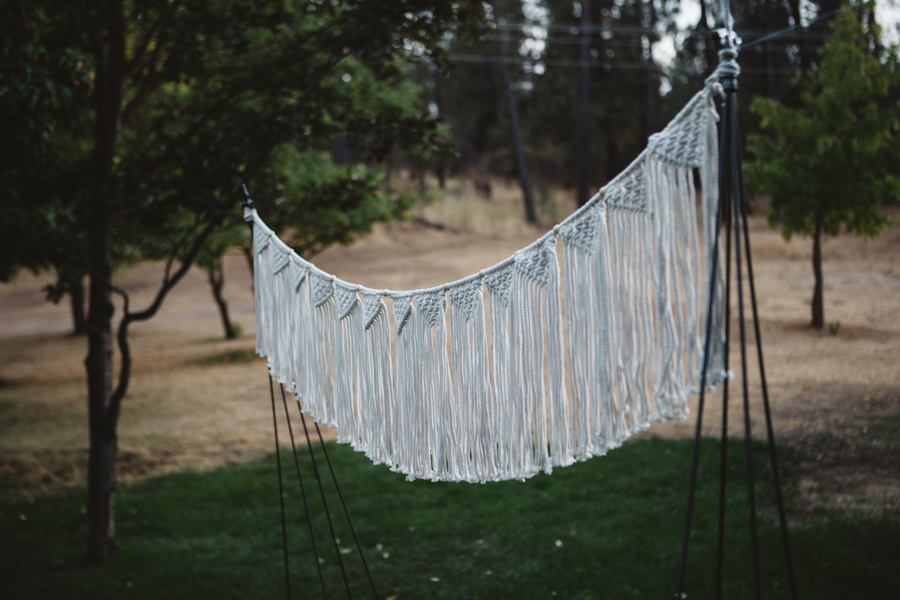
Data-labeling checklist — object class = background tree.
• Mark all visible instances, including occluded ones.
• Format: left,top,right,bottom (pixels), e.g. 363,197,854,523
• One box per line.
746,4,899,329
198,61,429,339
2,0,485,563
667,0,847,159
0,2,94,335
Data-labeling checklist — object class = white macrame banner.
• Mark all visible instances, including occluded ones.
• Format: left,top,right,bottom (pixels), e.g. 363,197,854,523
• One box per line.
248,85,728,483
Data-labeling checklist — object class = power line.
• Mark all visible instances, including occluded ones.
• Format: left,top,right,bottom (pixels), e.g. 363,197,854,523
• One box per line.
742,7,849,49
448,53,803,75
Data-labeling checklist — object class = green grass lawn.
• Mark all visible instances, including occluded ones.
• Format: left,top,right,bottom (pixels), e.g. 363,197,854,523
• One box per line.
2,437,897,599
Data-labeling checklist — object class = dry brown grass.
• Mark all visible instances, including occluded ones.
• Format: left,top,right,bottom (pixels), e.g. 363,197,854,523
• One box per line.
1,181,898,512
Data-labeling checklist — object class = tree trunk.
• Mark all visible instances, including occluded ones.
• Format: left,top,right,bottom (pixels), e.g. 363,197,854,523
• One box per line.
208,263,236,339
765,0,776,98
605,135,617,186
242,245,254,287
811,215,824,329
86,204,118,563
435,158,446,189
642,0,657,147
490,1,536,224
333,134,349,166
576,0,591,207
699,0,716,77
70,277,87,336
85,0,126,564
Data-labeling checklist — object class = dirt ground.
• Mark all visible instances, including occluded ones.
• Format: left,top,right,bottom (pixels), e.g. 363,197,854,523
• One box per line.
1,179,898,514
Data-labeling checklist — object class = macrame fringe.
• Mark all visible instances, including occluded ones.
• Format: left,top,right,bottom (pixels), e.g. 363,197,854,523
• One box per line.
247,84,728,483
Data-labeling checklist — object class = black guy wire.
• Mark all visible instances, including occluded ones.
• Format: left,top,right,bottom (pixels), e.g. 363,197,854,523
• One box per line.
280,384,329,599
714,97,734,600
494,21,656,36
675,95,727,600
483,33,648,48
742,7,848,49
309,416,381,600
296,400,355,599
737,134,800,600
728,89,763,600
269,374,292,600
447,54,808,75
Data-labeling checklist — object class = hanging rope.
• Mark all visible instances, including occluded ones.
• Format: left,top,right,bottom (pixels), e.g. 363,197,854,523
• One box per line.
291,384,356,599
268,375,292,600
279,383,329,598
311,417,381,600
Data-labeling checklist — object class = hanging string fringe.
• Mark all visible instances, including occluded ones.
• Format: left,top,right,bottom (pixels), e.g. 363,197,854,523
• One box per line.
249,84,727,483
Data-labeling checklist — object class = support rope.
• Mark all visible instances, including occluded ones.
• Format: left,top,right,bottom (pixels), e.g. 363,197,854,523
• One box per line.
311,419,382,600
280,384,329,598
737,131,800,600
714,135,734,600
728,89,763,600
675,118,726,599
295,393,355,599
269,375,292,600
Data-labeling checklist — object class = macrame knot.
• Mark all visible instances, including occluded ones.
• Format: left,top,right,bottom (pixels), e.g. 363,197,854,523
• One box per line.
606,161,648,212
391,295,413,335
559,208,598,255
515,239,556,287
270,244,291,274
448,280,483,322
705,29,741,87
334,286,360,320
290,256,308,291
253,226,271,254
311,272,335,307
484,266,514,307
416,291,446,328
362,293,386,330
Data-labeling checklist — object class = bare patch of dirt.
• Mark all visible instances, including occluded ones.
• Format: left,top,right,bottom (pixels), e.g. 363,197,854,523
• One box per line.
779,385,900,516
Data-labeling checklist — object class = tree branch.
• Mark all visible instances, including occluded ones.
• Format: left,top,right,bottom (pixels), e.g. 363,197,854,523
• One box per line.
108,214,221,419
122,39,164,125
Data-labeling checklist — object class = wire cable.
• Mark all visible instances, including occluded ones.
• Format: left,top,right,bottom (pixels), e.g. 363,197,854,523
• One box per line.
280,384,329,599
675,96,728,600
742,7,848,49
310,417,381,600
737,129,800,600
269,375,292,600
294,393,355,599
714,99,734,600
728,88,763,600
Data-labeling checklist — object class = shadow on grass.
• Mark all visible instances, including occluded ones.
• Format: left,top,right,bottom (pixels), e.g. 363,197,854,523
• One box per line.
187,349,261,366
1,437,896,600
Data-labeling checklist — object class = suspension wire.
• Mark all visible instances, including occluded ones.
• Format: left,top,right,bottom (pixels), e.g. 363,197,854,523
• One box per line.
736,136,800,600
727,88,763,600
295,399,355,599
310,418,381,600
279,384,329,599
741,7,848,49
269,375,292,600
674,104,728,600
714,100,735,600
447,53,804,75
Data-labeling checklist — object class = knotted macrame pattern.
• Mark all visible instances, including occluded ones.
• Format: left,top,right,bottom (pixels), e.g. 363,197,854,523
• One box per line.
249,85,728,483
